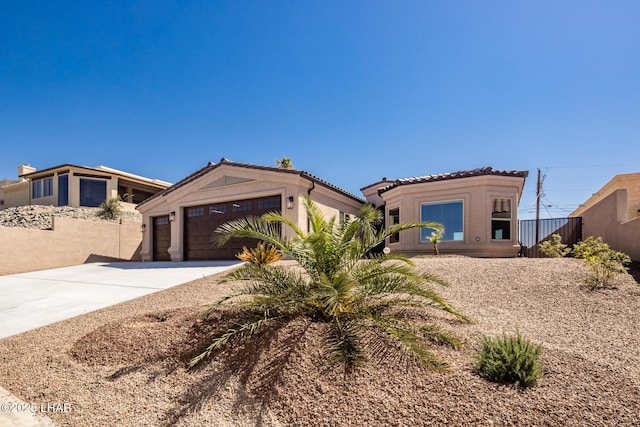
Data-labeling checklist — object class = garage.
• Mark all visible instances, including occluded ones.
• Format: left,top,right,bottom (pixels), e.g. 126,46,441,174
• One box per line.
152,215,171,261
184,195,282,260
137,159,365,262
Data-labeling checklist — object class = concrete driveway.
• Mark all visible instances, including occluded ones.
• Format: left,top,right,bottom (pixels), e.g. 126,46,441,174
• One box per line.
0,261,240,339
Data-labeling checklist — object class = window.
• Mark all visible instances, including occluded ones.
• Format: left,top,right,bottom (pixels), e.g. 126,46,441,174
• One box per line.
389,208,400,243
155,217,169,225
258,197,281,210
32,180,42,199
43,177,53,197
58,174,69,206
232,201,252,212
209,204,227,215
420,201,464,241
79,178,107,207
491,198,512,240
187,207,205,217
338,212,349,224
31,177,53,199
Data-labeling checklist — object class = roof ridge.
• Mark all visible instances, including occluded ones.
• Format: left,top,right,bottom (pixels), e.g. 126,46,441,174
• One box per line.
137,159,364,208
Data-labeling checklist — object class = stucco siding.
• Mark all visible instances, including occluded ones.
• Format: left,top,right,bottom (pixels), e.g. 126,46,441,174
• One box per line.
381,175,524,257
0,181,30,210
0,217,142,275
137,163,364,261
580,189,640,261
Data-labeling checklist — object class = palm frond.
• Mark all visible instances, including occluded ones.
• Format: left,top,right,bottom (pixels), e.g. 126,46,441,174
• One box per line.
367,313,450,372
377,221,444,248
261,210,307,239
417,324,464,349
324,320,365,369
189,315,281,368
210,215,286,250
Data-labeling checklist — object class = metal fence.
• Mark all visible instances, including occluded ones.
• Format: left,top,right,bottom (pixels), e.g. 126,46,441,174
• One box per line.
518,217,583,258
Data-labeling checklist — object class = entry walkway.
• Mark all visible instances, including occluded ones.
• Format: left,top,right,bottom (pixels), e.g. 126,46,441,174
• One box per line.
0,261,240,339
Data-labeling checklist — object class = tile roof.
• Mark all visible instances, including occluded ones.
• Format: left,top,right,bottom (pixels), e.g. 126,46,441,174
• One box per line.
137,158,364,207
377,166,529,194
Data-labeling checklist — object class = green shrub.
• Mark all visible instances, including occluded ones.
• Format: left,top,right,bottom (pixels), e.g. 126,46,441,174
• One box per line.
474,330,544,388
538,233,570,258
572,236,631,290
99,196,123,220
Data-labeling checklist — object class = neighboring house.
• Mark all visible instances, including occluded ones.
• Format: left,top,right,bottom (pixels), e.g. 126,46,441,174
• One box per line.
570,172,640,261
0,164,171,211
136,158,364,261
361,167,529,258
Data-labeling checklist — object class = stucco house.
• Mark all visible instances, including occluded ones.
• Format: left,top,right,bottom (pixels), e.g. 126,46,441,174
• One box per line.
361,167,529,257
0,164,171,211
570,172,640,261
136,158,364,261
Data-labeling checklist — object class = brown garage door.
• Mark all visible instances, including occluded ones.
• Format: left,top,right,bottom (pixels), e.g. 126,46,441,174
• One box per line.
184,195,282,260
153,215,171,261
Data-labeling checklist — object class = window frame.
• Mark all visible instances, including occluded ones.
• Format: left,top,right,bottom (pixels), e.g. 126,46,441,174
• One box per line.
420,199,464,242
32,176,54,199
490,197,513,241
388,207,400,244
79,178,108,207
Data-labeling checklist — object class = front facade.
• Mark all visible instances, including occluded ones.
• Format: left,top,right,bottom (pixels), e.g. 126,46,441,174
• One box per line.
136,159,365,261
570,172,640,261
362,167,529,258
0,164,171,211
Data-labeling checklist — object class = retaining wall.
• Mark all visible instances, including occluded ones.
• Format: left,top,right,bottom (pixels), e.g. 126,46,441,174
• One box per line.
0,216,142,275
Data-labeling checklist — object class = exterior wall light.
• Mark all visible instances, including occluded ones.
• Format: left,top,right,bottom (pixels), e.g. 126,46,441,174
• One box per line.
169,211,176,221
287,196,294,209
141,223,146,232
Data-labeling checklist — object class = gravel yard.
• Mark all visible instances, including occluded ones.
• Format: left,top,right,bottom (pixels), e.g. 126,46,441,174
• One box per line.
0,257,638,426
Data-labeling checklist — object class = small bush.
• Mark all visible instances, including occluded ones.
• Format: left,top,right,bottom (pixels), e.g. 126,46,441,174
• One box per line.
474,330,544,388
99,196,123,220
236,242,282,266
572,236,631,290
538,234,570,258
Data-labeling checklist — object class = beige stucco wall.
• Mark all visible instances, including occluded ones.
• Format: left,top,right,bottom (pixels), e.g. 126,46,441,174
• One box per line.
0,181,30,210
0,217,142,275
572,173,640,220
381,175,525,257
578,189,640,261
137,165,364,261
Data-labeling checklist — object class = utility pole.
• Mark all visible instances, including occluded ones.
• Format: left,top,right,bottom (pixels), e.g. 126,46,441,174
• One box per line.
535,168,541,244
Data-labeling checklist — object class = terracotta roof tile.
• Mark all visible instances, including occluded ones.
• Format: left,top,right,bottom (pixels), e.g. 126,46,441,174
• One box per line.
377,166,529,194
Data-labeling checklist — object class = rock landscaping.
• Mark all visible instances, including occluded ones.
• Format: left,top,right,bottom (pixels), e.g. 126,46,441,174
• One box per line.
0,205,141,230
0,257,638,426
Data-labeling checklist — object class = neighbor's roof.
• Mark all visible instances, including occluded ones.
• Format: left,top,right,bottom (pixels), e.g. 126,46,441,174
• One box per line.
137,158,365,207
377,166,529,194
22,164,171,188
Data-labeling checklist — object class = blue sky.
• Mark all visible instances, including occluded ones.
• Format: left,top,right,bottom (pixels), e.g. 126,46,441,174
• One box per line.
1,1,639,219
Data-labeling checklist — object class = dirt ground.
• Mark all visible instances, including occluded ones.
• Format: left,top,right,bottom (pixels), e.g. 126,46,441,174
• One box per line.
0,257,638,426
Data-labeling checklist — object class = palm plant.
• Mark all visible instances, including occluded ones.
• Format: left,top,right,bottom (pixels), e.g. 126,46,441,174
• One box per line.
429,229,443,255
275,156,293,169
190,196,470,372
